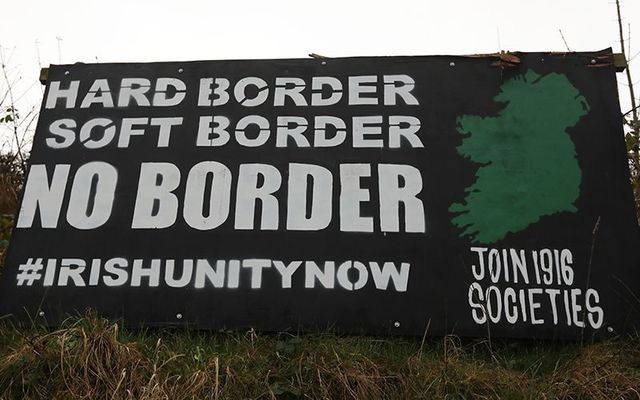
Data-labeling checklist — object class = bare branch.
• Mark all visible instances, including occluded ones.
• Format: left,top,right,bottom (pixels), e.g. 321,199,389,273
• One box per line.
0,45,26,171
616,0,638,123
558,29,572,52
629,23,632,59
623,105,640,118
616,0,640,222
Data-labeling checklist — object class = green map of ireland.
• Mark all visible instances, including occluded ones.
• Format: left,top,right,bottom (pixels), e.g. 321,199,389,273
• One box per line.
450,70,590,243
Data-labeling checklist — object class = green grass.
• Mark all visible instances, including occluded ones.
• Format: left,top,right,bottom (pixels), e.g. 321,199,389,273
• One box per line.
1,314,640,399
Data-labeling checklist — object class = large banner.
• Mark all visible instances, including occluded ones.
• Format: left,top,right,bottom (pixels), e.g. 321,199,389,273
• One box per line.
1,49,638,339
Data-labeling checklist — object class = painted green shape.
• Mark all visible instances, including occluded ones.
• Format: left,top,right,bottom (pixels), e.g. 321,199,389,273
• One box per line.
450,70,589,243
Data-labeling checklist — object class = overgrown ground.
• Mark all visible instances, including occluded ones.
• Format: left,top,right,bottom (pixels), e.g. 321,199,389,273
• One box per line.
1,314,640,399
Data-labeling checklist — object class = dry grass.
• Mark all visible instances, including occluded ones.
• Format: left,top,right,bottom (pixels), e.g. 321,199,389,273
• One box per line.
1,314,640,399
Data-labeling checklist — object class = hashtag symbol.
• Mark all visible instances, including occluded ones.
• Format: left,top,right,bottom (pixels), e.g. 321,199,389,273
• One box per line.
16,258,44,286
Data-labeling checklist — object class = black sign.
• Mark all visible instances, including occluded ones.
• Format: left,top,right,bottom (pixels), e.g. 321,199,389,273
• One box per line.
1,49,638,339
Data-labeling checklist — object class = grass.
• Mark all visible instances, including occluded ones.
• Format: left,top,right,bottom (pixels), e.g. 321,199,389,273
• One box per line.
1,314,640,399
